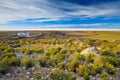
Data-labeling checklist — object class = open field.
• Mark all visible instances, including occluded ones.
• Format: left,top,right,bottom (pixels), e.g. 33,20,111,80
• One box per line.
0,31,120,41
84,31,120,41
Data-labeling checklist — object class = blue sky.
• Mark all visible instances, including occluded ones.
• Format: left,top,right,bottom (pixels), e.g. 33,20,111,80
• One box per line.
0,0,120,30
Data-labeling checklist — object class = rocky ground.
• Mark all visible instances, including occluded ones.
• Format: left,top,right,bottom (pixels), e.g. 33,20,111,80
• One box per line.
0,46,120,80
0,64,52,80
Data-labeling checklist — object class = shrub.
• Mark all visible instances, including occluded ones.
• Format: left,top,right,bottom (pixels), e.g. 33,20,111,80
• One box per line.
88,65,97,76
0,62,11,74
3,47,14,53
93,56,104,73
21,58,34,68
71,53,85,61
31,47,43,53
50,54,65,67
83,71,89,80
58,62,66,69
102,50,115,57
103,56,120,67
100,72,109,80
67,60,79,72
84,39,96,46
3,53,16,58
85,53,95,63
105,63,116,74
37,55,51,67
92,64,103,74
76,65,88,76
113,46,120,54
21,48,32,55
33,72,42,80
46,47,62,56
1,55,20,66
48,69,76,80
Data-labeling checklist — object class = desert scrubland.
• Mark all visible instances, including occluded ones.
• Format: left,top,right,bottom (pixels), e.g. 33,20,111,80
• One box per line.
0,31,120,80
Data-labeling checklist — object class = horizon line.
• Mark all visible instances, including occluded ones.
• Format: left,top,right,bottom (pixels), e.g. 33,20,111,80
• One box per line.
0,28,120,31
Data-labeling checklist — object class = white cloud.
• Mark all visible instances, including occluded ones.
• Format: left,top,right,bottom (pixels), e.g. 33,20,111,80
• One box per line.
0,0,67,23
32,18,61,23
0,23,110,29
0,22,120,30
63,1,120,18
0,0,120,23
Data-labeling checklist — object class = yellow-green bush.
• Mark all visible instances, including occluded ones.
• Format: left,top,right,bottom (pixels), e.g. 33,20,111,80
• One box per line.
21,48,32,55
21,58,34,68
48,69,76,80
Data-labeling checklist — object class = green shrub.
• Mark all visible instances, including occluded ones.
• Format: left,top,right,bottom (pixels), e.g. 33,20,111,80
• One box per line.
102,50,115,57
21,48,32,55
85,53,95,63
45,47,62,56
0,62,11,74
113,45,120,54
3,53,16,58
21,58,34,68
70,53,85,61
58,62,66,69
103,56,120,67
1,55,20,66
84,39,96,46
83,71,89,80
3,47,14,53
37,55,51,67
67,60,79,72
93,64,104,74
31,47,43,53
88,65,97,76
100,72,109,80
105,63,116,74
48,69,76,80
76,65,88,76
33,72,42,80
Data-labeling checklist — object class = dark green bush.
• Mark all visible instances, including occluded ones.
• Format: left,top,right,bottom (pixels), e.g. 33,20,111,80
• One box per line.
0,62,11,74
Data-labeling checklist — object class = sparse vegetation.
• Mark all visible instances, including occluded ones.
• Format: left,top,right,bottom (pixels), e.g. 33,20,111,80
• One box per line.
21,58,34,68
48,69,76,80
0,31,120,80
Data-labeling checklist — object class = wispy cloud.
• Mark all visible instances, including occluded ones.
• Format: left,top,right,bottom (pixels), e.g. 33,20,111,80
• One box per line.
0,0,66,23
60,1,120,18
1,23,119,30
0,0,120,23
